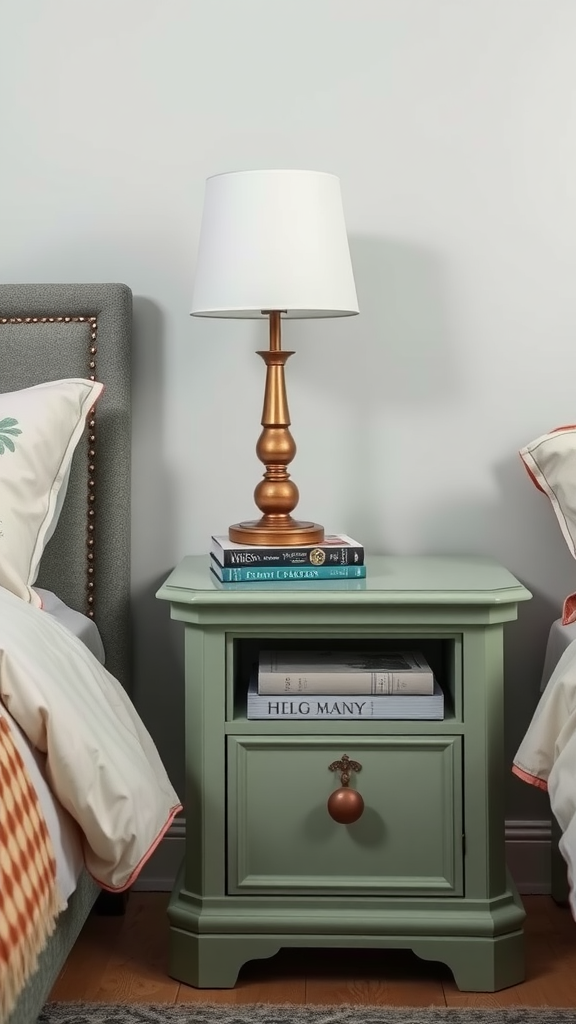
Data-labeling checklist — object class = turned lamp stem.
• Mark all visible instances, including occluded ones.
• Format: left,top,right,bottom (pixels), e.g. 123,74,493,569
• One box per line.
228,311,324,546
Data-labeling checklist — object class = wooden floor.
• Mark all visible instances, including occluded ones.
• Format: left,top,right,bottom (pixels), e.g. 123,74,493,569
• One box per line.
49,893,576,1008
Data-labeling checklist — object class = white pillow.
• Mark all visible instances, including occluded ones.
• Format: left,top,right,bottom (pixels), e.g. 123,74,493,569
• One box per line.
520,424,576,624
0,378,103,605
520,425,576,557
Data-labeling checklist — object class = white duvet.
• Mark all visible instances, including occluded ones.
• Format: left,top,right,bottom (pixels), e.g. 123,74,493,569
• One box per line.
0,585,181,891
513,638,576,918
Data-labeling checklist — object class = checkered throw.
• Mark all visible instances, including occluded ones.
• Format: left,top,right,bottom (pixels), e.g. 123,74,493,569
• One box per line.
0,714,64,1024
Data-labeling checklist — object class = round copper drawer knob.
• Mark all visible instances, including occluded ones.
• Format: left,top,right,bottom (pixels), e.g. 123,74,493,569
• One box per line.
327,786,365,824
327,753,364,824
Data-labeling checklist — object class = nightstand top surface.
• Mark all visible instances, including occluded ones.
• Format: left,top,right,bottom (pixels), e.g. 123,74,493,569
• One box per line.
156,554,531,607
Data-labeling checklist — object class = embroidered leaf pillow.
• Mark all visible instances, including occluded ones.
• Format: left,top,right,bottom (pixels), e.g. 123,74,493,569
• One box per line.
0,417,22,454
0,378,103,605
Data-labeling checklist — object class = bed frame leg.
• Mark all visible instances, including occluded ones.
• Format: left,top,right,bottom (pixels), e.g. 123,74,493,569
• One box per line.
94,889,130,916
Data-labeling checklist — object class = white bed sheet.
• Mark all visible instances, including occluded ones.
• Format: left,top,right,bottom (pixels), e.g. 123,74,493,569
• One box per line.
36,587,105,665
1,590,105,903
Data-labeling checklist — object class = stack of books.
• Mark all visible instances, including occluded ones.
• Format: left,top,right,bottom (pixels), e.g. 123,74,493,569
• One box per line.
210,533,366,584
247,648,444,720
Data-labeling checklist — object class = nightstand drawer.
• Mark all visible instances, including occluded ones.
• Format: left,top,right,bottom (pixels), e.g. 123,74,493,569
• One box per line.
227,734,463,896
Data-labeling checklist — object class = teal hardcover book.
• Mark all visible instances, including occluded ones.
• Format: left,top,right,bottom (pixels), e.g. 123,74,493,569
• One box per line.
210,557,366,583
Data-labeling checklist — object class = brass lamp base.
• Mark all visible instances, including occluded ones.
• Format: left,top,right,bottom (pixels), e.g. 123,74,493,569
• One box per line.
229,518,324,546
233,310,324,547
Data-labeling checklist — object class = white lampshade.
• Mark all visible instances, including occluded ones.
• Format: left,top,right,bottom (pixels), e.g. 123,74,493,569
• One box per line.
190,169,359,319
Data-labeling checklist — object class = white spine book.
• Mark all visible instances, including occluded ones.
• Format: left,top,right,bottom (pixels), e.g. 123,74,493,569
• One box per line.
247,678,444,720
257,649,434,695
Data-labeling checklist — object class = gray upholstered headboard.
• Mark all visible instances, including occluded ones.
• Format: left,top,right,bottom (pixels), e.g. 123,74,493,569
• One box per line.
0,283,132,691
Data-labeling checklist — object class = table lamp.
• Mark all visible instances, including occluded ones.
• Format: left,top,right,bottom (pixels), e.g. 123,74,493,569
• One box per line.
191,168,359,546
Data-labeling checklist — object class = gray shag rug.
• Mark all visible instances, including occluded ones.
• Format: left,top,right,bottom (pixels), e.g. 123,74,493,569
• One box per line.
36,1005,576,1024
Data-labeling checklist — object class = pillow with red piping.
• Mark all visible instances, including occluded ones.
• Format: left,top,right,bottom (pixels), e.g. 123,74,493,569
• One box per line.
520,424,576,624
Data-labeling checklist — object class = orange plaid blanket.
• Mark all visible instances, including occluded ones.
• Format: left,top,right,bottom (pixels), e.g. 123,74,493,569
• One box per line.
0,715,63,1024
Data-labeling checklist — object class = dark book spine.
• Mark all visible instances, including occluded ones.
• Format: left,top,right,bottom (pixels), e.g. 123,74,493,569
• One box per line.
214,544,365,567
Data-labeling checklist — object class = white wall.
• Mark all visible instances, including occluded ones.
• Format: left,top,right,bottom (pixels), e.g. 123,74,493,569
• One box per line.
2,0,576,818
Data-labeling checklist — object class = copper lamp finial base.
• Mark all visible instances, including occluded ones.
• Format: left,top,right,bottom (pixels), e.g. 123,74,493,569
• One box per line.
229,519,324,546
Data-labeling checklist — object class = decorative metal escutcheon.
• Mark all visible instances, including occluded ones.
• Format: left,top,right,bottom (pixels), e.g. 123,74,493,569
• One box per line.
327,754,364,824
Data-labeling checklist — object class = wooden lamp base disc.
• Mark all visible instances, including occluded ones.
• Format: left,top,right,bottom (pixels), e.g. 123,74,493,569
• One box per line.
229,519,324,546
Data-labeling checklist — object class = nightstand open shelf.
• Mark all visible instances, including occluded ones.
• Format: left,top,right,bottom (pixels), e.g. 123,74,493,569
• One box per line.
157,553,531,993
229,633,460,722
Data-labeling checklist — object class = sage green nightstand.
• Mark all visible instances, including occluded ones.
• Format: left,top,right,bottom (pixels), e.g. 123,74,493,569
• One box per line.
156,554,531,992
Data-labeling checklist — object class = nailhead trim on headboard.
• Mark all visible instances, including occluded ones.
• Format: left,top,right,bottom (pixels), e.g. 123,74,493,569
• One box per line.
0,314,98,618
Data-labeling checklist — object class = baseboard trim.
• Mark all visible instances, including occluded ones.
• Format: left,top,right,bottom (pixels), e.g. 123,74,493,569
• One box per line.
134,817,555,894
505,818,552,894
